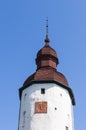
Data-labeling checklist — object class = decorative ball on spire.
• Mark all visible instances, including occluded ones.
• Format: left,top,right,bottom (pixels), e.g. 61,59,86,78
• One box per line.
45,34,50,45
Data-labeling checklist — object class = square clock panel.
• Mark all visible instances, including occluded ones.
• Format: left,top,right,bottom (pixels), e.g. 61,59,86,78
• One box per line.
35,101,47,113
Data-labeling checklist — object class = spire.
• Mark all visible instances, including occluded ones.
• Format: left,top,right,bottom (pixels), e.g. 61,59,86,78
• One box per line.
45,17,50,45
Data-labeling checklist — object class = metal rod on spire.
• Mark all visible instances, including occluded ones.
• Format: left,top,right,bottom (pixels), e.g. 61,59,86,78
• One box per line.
45,17,50,45
46,17,48,35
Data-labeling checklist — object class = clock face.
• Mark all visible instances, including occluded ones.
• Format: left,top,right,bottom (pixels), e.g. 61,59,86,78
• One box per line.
35,102,47,113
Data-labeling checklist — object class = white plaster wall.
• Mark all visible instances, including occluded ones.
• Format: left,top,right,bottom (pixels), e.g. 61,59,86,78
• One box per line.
19,83,74,130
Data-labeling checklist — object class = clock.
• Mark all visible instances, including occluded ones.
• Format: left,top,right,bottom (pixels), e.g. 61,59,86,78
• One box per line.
35,101,47,113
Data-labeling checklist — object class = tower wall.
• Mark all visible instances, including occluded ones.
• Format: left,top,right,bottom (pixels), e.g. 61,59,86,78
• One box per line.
19,83,74,130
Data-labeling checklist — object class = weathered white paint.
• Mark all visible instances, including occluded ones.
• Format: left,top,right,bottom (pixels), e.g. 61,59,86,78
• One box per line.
19,83,74,130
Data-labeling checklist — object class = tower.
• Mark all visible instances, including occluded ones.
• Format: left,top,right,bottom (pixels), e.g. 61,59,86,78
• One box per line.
18,34,75,130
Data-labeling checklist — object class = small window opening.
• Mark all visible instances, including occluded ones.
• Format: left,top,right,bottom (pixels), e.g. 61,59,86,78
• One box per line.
60,93,62,96
24,93,27,100
66,126,69,130
25,93,27,96
23,111,26,116
55,107,57,110
41,88,45,94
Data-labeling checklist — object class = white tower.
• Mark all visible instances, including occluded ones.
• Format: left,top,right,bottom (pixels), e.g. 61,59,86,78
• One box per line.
18,35,75,130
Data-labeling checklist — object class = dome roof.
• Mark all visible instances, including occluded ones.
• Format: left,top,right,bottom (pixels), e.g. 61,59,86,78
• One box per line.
36,35,59,70
23,35,68,87
23,67,68,87
37,44,57,59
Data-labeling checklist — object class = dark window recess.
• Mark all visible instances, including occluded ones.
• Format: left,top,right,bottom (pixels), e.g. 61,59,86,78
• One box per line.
60,93,62,96
23,111,26,116
25,93,27,96
24,93,27,100
66,126,69,130
41,88,45,94
55,107,57,110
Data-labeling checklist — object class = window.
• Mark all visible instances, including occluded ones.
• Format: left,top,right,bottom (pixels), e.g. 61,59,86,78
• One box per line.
24,93,27,100
41,88,45,94
25,93,27,96
23,111,26,116
55,107,57,110
66,126,69,130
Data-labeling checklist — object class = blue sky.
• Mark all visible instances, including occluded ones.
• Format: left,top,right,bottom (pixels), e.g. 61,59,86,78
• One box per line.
0,0,86,130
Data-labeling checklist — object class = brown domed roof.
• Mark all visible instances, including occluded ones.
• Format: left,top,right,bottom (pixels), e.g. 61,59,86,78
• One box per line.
23,35,68,87
37,35,57,58
37,44,57,58
23,67,68,87
36,35,59,70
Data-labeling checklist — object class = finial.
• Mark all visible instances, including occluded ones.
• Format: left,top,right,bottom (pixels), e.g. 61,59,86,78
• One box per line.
45,17,50,45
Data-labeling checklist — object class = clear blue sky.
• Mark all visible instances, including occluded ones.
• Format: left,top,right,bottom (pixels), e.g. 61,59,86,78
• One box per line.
0,0,86,130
